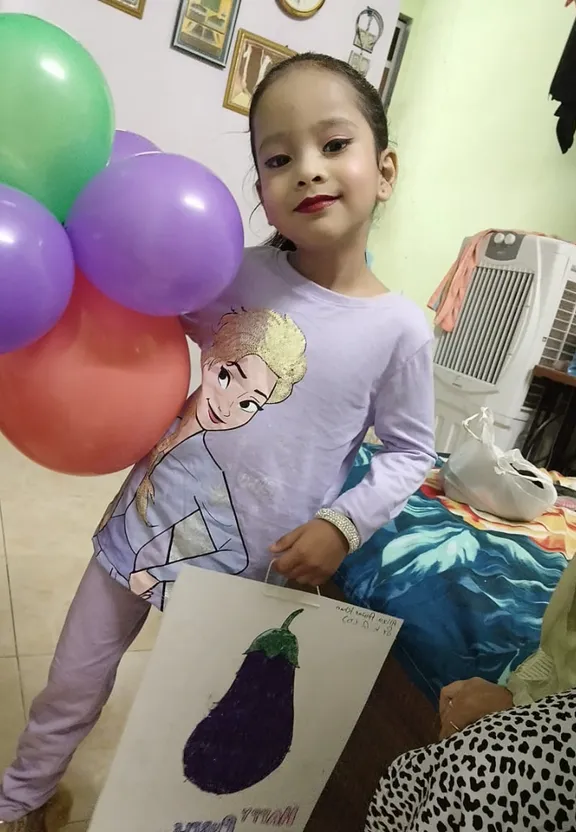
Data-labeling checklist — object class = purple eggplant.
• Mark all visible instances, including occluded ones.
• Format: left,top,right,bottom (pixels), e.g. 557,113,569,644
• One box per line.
183,608,304,795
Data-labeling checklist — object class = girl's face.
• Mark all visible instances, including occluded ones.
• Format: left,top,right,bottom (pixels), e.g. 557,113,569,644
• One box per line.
254,67,395,250
196,355,278,432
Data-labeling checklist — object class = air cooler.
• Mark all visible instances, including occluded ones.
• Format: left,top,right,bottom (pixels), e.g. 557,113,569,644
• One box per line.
434,232,576,454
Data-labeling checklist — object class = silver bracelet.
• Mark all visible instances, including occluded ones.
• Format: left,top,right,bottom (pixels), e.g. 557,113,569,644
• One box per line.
315,508,361,554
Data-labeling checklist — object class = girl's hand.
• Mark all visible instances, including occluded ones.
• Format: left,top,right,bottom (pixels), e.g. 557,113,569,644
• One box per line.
129,569,159,598
271,519,349,586
439,678,514,740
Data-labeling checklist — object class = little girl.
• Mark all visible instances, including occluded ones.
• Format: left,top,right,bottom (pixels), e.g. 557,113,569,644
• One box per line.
0,53,436,830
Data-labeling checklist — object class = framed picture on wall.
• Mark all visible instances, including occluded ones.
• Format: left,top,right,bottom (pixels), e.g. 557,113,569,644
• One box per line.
379,13,412,110
348,49,370,77
98,0,147,18
172,0,243,68
223,29,295,117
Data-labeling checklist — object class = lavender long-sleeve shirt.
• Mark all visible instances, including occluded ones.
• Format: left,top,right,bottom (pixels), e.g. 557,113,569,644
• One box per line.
94,246,435,609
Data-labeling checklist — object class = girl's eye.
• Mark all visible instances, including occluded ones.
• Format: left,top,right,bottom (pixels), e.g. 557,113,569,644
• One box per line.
218,367,231,389
264,154,291,169
239,400,260,414
324,138,352,154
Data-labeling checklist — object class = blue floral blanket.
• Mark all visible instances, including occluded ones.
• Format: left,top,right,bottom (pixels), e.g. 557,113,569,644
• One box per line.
334,446,575,702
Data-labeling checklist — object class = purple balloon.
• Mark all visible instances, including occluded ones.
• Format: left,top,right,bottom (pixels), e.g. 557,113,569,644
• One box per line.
0,184,74,354
67,153,244,316
109,129,159,164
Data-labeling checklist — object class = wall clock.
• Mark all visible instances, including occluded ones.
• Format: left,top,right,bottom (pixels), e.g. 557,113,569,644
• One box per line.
277,0,326,20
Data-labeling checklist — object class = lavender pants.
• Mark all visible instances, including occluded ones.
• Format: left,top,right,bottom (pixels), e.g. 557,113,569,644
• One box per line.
0,559,150,822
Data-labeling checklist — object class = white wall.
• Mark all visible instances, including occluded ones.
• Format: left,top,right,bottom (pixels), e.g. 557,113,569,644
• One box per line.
4,0,400,243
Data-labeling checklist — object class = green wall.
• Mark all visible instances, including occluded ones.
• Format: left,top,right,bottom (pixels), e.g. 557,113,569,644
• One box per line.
371,0,576,308
398,0,423,20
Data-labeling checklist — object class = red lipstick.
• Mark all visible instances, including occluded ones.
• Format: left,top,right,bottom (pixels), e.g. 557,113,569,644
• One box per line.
295,195,340,214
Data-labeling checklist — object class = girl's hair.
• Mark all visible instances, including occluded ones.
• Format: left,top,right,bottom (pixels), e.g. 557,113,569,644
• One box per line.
248,52,390,251
203,309,307,403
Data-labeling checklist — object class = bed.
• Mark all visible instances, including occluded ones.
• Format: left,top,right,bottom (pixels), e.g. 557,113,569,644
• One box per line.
334,445,576,701
307,447,576,830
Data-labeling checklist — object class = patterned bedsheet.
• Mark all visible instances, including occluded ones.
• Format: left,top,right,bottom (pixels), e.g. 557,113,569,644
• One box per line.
334,446,576,702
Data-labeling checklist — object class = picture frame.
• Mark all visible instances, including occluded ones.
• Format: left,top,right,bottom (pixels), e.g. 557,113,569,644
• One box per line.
98,0,147,18
223,29,296,117
276,0,325,19
379,13,412,110
172,0,243,69
353,7,385,54
348,49,370,77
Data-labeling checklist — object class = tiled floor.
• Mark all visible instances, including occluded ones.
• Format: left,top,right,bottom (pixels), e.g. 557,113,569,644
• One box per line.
0,435,161,829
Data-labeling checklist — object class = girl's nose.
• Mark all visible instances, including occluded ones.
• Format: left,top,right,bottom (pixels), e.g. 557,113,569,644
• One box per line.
218,400,231,418
297,173,324,187
295,151,328,187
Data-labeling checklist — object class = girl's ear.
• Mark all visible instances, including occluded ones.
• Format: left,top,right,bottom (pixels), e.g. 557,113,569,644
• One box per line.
376,149,397,203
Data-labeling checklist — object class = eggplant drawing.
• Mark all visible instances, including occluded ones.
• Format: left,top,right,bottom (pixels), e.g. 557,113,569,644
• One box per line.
183,608,304,795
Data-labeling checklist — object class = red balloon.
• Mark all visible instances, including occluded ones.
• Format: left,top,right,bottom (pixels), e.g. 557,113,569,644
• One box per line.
0,272,190,475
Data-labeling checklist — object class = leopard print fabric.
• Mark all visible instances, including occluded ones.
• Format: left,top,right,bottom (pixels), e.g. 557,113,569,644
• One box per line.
366,689,576,831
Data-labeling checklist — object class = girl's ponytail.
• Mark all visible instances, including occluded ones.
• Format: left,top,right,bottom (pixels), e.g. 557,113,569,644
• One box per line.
265,232,296,250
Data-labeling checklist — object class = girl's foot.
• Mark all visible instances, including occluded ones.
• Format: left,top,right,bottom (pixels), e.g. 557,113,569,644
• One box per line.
0,786,72,831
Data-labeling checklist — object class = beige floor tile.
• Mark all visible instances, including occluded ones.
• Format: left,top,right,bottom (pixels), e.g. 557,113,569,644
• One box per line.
0,502,5,558
9,554,88,656
0,658,25,772
9,551,161,657
0,556,16,657
0,497,15,657
131,604,161,652
0,436,127,577
1,496,95,562
0,436,160,655
1,490,117,564
20,651,150,824
64,824,89,831
0,435,127,505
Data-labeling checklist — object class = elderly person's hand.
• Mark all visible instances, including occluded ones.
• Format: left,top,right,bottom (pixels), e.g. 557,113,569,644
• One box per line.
439,677,514,740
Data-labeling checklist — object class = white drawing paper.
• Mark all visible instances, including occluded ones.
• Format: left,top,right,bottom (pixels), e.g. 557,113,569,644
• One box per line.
89,568,402,832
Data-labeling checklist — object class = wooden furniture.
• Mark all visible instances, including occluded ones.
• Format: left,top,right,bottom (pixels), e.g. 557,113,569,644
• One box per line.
300,582,438,832
522,364,576,474
532,365,576,387
307,654,438,831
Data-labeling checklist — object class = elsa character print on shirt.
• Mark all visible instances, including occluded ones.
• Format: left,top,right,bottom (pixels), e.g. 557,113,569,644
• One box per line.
93,308,307,610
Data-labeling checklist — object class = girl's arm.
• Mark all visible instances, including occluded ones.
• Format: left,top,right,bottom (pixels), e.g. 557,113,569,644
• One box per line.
273,335,436,586
330,341,436,545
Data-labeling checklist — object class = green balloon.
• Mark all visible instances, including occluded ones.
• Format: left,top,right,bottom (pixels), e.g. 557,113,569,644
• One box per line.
0,14,114,222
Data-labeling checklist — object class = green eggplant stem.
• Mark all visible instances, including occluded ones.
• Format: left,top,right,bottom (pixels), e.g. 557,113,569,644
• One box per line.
281,609,304,630
245,608,305,667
